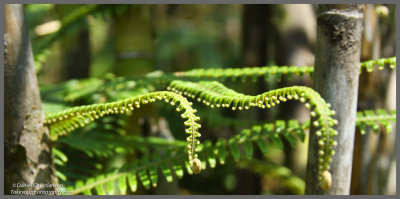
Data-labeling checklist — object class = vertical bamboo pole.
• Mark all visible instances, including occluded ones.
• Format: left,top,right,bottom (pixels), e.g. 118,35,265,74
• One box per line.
4,4,57,194
305,4,364,194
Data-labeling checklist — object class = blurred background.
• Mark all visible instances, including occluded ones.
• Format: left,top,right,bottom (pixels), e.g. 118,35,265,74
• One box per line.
25,4,396,195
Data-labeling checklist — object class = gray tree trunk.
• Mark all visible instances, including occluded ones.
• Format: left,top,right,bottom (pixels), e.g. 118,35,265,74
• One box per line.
4,4,57,195
305,4,363,194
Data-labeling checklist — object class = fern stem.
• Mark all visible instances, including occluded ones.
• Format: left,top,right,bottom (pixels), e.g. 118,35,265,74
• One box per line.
45,91,202,173
168,80,337,188
356,110,396,122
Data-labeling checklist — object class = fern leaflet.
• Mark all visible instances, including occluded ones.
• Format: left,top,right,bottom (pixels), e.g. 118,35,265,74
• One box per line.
167,80,337,189
356,109,396,134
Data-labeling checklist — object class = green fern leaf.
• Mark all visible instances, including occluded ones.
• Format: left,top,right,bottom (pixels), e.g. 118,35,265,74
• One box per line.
255,137,269,155
105,173,115,194
138,155,151,190
84,179,95,195
75,181,87,195
127,168,138,192
172,159,184,178
228,138,241,162
117,174,127,195
198,152,207,171
270,134,284,150
184,161,193,175
160,162,173,183
215,139,227,165
283,132,297,148
289,120,305,142
94,176,106,195
204,140,217,168
243,139,254,159
149,153,160,188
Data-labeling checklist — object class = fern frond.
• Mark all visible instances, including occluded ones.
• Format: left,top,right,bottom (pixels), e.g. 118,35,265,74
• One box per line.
174,57,396,81
45,91,202,172
67,150,188,195
68,108,395,194
69,151,175,195
174,65,313,82
356,109,396,134
65,126,273,195
223,108,395,154
359,57,396,72
168,80,337,189
48,57,396,103
67,117,307,194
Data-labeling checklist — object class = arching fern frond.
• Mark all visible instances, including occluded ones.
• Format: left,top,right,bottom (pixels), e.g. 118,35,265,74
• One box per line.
167,80,337,189
45,91,202,173
356,109,396,134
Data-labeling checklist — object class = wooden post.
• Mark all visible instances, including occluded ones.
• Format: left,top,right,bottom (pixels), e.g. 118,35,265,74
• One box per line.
305,4,363,194
4,4,57,194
